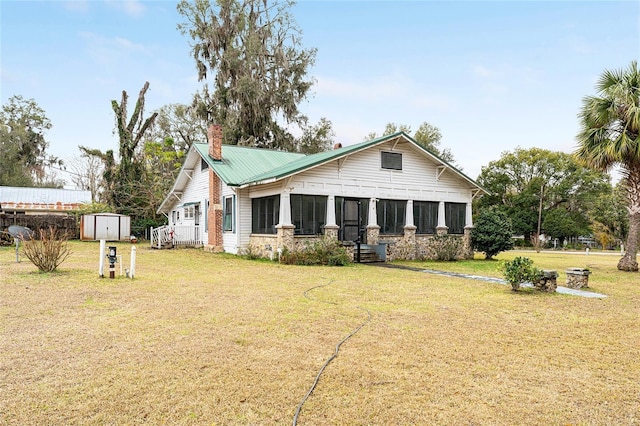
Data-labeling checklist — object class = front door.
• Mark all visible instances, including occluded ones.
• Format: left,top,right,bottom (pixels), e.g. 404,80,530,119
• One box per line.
338,198,368,243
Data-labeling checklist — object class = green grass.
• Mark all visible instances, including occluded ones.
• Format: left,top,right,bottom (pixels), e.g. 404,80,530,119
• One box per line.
1,242,639,425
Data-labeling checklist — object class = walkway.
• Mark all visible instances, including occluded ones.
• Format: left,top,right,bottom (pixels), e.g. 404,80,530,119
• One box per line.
373,264,607,299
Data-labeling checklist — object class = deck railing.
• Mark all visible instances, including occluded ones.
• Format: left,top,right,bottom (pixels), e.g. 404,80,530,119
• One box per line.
150,225,202,249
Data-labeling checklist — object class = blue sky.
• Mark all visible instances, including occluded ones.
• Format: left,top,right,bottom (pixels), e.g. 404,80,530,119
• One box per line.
1,0,638,185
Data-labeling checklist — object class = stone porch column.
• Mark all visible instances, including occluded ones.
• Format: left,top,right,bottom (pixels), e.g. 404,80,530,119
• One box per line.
324,195,339,239
276,191,295,251
366,197,380,245
404,199,417,243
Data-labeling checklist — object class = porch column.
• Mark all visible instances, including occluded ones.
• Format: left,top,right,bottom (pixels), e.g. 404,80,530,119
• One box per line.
278,191,293,226
436,201,448,235
276,191,295,251
404,200,417,242
366,197,380,245
465,202,473,228
463,202,474,259
324,195,339,239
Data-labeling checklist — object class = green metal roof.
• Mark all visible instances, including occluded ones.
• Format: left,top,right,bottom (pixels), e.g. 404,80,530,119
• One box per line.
194,143,304,186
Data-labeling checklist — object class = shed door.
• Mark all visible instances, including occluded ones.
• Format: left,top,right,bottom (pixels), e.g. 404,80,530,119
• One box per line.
95,216,121,240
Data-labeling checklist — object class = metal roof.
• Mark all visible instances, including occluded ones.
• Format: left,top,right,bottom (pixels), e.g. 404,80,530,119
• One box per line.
0,186,91,207
194,143,305,186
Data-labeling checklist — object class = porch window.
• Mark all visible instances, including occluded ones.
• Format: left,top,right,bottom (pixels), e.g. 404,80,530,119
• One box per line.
377,199,406,234
252,195,280,234
381,151,402,170
414,201,438,234
291,194,327,235
445,202,466,234
223,196,235,232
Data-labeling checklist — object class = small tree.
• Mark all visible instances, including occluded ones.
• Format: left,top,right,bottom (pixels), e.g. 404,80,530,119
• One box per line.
472,209,514,259
21,227,71,272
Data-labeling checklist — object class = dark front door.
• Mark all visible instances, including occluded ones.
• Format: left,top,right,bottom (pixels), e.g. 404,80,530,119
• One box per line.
338,198,368,243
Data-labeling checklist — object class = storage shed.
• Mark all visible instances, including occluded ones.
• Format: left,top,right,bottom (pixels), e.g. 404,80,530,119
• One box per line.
80,213,130,241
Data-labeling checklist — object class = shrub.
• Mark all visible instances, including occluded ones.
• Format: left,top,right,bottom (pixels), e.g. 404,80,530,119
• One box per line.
499,256,543,291
279,237,350,266
426,235,462,261
20,227,72,272
472,209,514,259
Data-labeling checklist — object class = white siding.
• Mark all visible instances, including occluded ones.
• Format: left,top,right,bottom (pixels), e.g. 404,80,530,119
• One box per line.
221,184,240,253
166,158,210,244
286,140,473,203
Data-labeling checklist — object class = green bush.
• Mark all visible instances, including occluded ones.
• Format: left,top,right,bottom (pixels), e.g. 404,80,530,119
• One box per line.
472,209,514,259
279,237,350,266
499,256,543,291
427,235,462,261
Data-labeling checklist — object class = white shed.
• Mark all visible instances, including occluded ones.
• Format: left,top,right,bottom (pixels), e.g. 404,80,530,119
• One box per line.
80,213,130,241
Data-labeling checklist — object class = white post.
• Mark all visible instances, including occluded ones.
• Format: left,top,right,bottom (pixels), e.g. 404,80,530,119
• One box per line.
437,201,446,228
465,202,473,228
279,191,292,226
326,195,337,227
99,239,106,278
130,245,136,279
405,200,414,227
368,198,378,227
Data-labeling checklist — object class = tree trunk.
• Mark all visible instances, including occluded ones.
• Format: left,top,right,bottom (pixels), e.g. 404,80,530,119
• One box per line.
618,168,640,272
618,211,639,271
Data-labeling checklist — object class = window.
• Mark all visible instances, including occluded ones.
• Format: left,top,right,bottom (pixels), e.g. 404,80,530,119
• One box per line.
381,151,402,170
223,196,235,232
252,195,280,234
445,202,466,234
201,157,209,171
414,201,439,234
172,210,177,224
291,195,327,235
185,205,195,219
377,199,406,234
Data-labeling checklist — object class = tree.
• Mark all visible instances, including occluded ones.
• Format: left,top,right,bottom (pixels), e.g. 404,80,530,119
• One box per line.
80,82,158,221
365,121,456,164
472,209,514,259
576,60,640,271
177,0,317,149
476,147,610,243
589,184,628,249
296,117,335,154
68,153,105,202
0,96,62,187
149,103,208,153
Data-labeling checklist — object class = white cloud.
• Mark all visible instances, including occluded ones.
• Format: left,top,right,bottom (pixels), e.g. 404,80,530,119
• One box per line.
105,0,146,18
79,31,148,65
63,1,89,13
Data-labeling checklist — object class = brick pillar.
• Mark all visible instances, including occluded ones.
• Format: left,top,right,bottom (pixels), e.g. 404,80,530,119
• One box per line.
207,169,224,252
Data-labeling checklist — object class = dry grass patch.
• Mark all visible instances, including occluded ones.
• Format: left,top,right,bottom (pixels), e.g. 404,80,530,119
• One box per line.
1,243,639,425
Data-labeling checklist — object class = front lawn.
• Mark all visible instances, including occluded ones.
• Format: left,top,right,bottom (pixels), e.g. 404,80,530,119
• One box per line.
1,243,638,424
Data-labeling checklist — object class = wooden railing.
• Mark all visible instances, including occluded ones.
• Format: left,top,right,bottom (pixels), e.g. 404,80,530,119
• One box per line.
150,225,202,249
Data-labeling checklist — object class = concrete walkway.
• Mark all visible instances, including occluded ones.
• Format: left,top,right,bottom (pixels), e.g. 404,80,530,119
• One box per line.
373,264,607,299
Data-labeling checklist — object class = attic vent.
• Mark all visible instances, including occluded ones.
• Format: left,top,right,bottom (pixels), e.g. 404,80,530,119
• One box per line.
381,151,402,170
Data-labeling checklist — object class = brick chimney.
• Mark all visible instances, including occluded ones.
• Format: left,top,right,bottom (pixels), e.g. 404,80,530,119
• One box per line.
208,124,223,161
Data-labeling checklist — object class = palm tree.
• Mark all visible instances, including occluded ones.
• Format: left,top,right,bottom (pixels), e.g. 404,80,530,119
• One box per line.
575,60,640,271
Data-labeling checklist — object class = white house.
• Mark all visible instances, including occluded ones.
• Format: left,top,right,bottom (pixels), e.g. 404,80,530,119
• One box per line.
155,125,487,261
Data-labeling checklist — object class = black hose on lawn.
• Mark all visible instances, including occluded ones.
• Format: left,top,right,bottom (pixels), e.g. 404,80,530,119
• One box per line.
292,281,372,426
